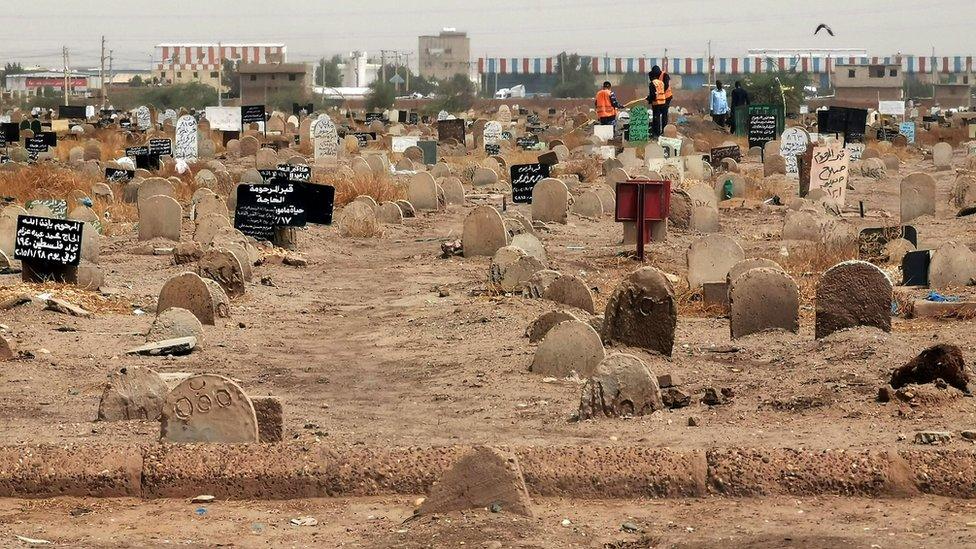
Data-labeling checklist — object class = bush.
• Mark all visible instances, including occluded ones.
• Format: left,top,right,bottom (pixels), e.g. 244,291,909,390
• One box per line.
430,74,475,113
365,81,395,110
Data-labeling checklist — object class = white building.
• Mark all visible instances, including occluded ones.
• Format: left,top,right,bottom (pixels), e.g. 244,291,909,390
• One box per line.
338,51,382,88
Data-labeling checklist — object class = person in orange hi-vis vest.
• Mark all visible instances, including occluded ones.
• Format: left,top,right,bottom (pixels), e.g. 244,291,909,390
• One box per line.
646,66,668,137
595,81,623,126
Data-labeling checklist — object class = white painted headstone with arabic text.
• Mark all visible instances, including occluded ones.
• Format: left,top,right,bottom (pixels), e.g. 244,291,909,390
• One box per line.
174,115,198,161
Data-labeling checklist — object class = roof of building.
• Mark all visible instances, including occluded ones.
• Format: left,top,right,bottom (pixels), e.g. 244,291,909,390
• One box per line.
155,43,285,48
7,71,91,78
237,62,308,74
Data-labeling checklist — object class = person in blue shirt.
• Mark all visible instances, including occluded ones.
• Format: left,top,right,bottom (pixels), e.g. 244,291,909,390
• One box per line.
710,80,730,131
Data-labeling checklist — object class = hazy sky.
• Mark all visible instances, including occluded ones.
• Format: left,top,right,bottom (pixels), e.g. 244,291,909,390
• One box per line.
1,0,971,70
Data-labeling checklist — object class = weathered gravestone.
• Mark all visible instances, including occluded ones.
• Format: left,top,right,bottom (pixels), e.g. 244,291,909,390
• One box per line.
160,374,260,443
530,320,605,378
729,268,800,338
900,172,936,222
542,274,595,313
686,234,744,288
462,205,508,257
417,446,532,517
579,353,663,419
157,272,229,325
97,365,169,421
815,260,892,339
933,142,952,169
138,195,182,241
531,178,569,224
602,267,676,356
928,241,976,290
407,172,439,211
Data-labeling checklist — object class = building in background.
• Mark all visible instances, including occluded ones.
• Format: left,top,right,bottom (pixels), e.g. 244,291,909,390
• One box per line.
238,62,312,105
339,51,382,88
419,29,471,81
4,71,89,98
833,61,904,104
153,43,286,90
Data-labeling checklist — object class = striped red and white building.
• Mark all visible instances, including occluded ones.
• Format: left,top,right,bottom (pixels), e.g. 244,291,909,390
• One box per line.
478,54,974,77
152,43,287,89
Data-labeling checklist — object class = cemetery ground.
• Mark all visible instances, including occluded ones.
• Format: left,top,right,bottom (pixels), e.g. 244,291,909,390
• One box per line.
3,125,976,545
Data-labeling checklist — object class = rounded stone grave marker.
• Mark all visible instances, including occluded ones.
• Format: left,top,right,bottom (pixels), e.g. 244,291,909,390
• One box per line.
160,374,259,443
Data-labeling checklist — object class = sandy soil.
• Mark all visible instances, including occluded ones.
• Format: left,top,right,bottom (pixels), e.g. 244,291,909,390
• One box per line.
2,495,975,548
2,135,976,545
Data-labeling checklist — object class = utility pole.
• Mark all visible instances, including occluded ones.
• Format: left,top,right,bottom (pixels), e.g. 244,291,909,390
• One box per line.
560,52,565,84
62,46,70,105
707,40,712,85
604,51,609,79
404,52,410,93
217,42,223,106
380,50,387,85
100,36,106,108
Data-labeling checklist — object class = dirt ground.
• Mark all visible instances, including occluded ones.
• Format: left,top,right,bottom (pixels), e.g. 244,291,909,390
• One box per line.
2,495,976,548
2,136,976,544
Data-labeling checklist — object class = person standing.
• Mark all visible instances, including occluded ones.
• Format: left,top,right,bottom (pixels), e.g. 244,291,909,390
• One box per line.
729,80,749,133
710,80,730,131
647,66,667,137
595,81,623,126
661,67,673,130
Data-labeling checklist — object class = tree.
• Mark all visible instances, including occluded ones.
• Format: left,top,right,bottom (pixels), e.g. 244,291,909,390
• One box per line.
316,55,342,87
221,59,240,98
1,62,24,88
365,80,395,110
742,70,809,114
129,75,144,87
552,52,597,98
431,74,475,113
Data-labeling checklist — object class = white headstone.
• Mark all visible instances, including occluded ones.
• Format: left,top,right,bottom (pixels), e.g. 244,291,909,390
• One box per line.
174,115,198,161
779,127,809,178
311,115,339,162
134,106,151,131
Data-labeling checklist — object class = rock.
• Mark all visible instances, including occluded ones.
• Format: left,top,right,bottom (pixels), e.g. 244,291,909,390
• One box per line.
147,307,205,347
160,374,260,443
890,344,968,392
125,336,197,356
602,267,676,356
417,446,533,517
662,387,691,409
579,353,663,419
530,320,605,378
97,365,170,421
688,416,701,427
0,335,13,361
914,431,952,445
43,297,91,317
702,387,727,406
815,260,892,339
